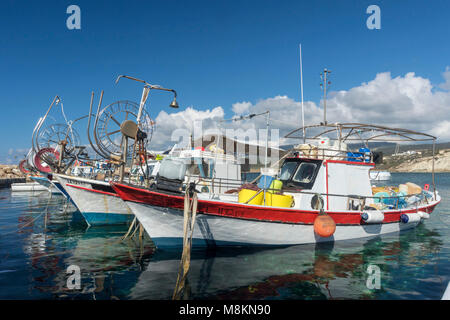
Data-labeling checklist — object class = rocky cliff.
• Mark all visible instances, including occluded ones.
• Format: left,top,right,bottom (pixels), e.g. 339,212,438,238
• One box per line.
382,149,450,173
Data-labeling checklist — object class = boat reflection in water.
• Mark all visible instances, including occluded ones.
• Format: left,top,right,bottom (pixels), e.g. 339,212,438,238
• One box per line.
130,225,443,300
21,209,155,299
15,191,444,299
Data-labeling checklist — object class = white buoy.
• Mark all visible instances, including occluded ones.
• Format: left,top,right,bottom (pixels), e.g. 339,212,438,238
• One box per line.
400,213,421,223
361,210,385,223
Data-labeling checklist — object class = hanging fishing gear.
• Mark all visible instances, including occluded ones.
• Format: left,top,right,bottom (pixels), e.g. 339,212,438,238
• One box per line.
112,74,178,184
27,96,90,175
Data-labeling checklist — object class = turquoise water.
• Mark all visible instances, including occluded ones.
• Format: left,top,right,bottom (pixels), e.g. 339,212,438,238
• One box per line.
0,173,449,300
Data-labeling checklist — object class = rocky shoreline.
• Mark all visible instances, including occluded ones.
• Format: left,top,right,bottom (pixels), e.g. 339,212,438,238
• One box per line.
0,164,27,179
0,165,31,188
377,149,450,173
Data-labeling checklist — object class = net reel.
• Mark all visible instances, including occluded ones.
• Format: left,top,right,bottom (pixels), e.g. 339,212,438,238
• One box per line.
88,75,177,182
93,100,154,159
30,96,88,174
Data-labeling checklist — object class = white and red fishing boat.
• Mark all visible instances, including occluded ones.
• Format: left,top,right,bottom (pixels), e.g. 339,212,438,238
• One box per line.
111,123,441,248
54,173,134,226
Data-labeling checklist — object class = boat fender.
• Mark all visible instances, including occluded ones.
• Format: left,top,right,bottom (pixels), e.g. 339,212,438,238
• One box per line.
314,210,336,238
417,211,430,219
361,210,384,223
400,213,421,223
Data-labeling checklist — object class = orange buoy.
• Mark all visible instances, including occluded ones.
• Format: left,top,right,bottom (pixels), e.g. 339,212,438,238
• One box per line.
314,212,336,238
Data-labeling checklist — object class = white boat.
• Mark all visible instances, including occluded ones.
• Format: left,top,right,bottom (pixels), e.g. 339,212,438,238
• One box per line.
11,182,49,192
54,173,134,226
111,123,441,249
370,170,391,181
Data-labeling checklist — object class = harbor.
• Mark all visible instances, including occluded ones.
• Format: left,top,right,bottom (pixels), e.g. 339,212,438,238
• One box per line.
1,0,449,308
1,171,449,299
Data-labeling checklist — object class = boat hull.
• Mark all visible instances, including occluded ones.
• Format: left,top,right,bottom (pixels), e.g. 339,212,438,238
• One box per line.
51,180,71,200
125,201,421,248
55,174,133,226
112,183,440,248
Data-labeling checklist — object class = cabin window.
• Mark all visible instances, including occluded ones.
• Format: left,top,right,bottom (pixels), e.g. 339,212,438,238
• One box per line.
292,163,317,183
279,161,298,180
186,158,209,178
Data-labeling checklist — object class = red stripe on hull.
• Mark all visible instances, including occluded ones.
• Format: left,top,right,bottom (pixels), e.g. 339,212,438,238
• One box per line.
66,183,119,197
110,183,439,225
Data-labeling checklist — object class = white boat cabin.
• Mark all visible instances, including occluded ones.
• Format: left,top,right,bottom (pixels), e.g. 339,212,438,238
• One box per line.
278,157,375,211
155,149,241,194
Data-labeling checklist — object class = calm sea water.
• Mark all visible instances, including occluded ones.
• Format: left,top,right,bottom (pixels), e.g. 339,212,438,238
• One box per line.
0,173,449,300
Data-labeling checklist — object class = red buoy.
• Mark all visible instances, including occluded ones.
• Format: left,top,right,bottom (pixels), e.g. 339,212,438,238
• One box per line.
314,213,336,238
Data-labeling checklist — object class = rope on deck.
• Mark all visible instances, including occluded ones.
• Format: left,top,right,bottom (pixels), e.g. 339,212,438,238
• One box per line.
173,184,198,300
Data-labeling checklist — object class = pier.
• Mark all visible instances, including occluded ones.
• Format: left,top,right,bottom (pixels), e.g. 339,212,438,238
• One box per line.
0,178,26,188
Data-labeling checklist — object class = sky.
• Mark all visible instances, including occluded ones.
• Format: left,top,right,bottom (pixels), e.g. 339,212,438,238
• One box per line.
1,0,450,163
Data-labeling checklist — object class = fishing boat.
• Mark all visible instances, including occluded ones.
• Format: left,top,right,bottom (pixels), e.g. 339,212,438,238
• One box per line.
16,96,90,200
53,76,179,226
111,123,441,248
54,173,134,226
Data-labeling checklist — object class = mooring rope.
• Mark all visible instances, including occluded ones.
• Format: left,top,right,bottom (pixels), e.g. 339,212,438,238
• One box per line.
121,216,137,241
172,187,198,300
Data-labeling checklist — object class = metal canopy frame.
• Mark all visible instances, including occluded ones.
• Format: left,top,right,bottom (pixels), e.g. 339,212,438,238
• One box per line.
285,122,436,143
284,122,437,196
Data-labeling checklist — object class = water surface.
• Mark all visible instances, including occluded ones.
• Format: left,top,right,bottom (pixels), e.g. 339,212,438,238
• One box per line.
0,173,449,299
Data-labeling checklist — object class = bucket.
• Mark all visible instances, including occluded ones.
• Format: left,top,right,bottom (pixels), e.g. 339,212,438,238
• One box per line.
265,192,294,207
268,179,283,194
238,189,264,205
257,175,274,190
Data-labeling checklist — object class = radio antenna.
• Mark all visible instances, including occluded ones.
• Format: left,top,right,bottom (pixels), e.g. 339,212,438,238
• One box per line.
320,68,331,125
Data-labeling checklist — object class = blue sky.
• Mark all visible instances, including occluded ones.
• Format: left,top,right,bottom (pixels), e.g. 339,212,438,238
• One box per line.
1,0,450,162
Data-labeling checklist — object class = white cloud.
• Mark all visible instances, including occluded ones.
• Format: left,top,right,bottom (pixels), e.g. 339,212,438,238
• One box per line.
324,71,450,139
150,106,225,149
144,68,450,150
232,101,251,115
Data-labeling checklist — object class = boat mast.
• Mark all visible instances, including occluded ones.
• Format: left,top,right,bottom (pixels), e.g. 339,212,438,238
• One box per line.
299,44,305,143
320,68,331,125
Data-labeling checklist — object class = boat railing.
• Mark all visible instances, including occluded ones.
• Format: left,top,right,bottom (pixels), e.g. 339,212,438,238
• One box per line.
291,146,377,163
177,175,434,211
279,187,433,211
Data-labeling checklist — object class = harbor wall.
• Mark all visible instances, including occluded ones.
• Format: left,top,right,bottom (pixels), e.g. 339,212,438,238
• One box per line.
0,165,27,188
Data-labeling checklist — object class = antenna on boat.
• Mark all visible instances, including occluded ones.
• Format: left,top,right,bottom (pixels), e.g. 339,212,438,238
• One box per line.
320,68,331,125
299,44,306,143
